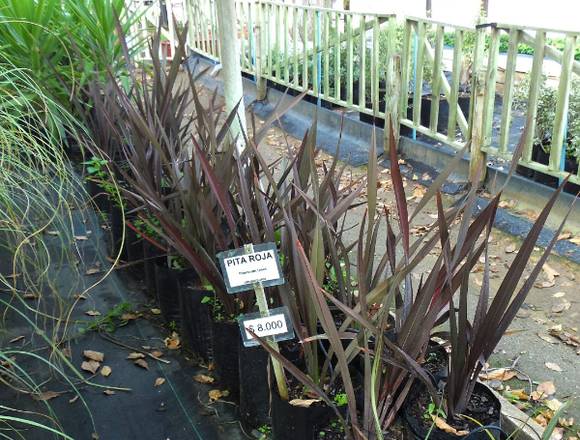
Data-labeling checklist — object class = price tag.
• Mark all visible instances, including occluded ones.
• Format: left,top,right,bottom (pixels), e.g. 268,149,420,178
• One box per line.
217,242,284,293
238,306,295,347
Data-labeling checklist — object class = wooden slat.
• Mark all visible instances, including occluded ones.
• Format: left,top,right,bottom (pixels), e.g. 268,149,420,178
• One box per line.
523,31,546,162
429,25,444,132
346,14,353,105
482,27,500,148
498,28,520,154
275,4,281,79
323,11,330,97
283,6,289,83
447,29,463,140
334,12,341,101
412,21,426,126
371,17,379,114
303,9,308,90
313,10,319,95
266,3,272,77
399,20,414,119
549,35,577,171
293,7,299,87
359,15,366,108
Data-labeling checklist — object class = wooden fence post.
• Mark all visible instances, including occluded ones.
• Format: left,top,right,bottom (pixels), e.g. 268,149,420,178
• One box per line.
469,24,488,183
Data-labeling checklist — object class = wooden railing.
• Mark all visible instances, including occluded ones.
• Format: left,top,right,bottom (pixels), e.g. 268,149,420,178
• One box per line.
159,0,580,186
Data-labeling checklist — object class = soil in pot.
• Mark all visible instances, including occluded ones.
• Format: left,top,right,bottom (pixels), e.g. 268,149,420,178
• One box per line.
108,204,128,260
179,287,213,361
403,382,502,440
211,320,240,401
86,180,110,213
239,345,270,432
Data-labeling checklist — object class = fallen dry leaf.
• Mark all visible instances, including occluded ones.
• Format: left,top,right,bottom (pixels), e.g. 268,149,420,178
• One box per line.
164,332,181,350
543,263,560,281
557,232,572,241
538,334,558,344
9,335,25,344
150,350,163,358
150,308,161,315
545,362,563,372
121,313,138,321
545,398,564,411
208,389,226,401
85,268,101,275
536,381,556,397
74,235,89,241
505,244,516,254
127,352,145,360
154,377,165,387
134,359,149,370
100,366,112,377
289,398,322,408
193,374,214,384
552,300,572,313
553,292,566,298
103,389,116,396
83,350,104,362
535,413,548,427
508,389,530,401
85,310,101,317
33,391,61,401
432,416,469,436
479,368,517,382
69,395,79,404
81,360,100,374
558,417,574,427
570,236,580,244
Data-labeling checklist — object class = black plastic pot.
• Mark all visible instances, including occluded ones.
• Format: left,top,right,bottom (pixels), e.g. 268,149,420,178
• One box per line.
179,286,213,361
239,345,270,431
211,320,240,400
86,180,110,213
271,389,334,440
154,261,182,325
420,95,471,134
109,204,127,260
403,382,502,440
143,241,164,299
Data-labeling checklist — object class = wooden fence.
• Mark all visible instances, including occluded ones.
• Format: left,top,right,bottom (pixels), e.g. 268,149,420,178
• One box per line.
151,0,580,186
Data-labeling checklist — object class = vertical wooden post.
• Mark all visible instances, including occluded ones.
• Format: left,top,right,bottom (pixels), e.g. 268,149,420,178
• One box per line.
215,0,248,149
469,24,487,183
244,244,288,401
254,1,267,100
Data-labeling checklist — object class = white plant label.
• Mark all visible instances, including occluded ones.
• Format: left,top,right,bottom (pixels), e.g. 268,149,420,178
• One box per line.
217,243,284,293
237,306,295,347
243,313,288,340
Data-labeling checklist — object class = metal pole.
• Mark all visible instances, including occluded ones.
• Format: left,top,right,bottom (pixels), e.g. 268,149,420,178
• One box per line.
215,0,248,153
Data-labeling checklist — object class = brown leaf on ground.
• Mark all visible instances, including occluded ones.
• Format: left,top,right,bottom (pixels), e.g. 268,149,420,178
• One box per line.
208,389,225,401
69,395,79,404
150,308,161,315
536,381,556,397
83,350,104,362
545,398,564,411
543,263,560,281
545,362,563,372
552,300,572,313
9,336,24,344
289,398,322,408
193,374,214,384
538,334,558,344
558,417,574,427
570,236,580,244
134,359,149,370
33,391,61,401
164,332,181,350
509,389,530,401
85,310,101,317
121,313,138,321
85,268,101,275
432,416,469,436
100,366,112,377
505,244,516,254
81,360,100,374
103,389,116,396
557,232,572,241
479,368,517,381
154,378,165,387
150,350,163,358
127,352,145,360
